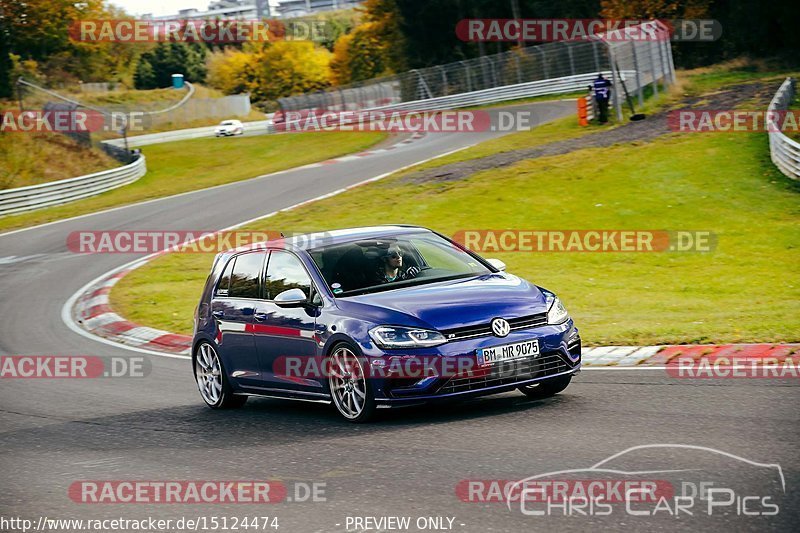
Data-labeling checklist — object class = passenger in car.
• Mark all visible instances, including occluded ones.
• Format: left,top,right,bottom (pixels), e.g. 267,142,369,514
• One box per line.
374,245,419,284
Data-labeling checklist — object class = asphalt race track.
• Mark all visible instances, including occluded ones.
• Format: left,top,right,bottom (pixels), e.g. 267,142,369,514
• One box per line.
0,100,797,532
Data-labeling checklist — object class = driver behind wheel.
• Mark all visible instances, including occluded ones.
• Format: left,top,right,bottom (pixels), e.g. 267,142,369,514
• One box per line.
374,245,419,284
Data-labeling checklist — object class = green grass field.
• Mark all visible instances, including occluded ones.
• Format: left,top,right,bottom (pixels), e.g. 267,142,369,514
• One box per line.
0,131,386,232
110,62,800,345
113,129,800,344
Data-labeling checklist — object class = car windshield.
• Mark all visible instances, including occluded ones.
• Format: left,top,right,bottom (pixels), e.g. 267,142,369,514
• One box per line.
220,121,234,125
308,232,492,296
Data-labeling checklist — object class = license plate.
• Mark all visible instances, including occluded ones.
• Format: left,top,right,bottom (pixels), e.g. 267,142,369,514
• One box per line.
477,339,539,365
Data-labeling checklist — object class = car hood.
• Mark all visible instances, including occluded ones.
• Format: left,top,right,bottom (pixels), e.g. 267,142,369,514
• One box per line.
335,273,548,331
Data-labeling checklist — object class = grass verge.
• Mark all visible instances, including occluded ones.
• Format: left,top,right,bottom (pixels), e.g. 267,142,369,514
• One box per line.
113,129,800,344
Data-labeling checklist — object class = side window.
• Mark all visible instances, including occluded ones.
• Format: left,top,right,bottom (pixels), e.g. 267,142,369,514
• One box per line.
265,251,312,299
216,256,235,297
228,252,265,299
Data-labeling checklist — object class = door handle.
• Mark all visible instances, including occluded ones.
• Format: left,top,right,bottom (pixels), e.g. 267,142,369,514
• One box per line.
254,312,268,322
212,310,224,318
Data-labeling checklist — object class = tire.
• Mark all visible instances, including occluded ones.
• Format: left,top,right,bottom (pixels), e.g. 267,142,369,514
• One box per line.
518,375,572,400
194,342,247,409
327,342,377,423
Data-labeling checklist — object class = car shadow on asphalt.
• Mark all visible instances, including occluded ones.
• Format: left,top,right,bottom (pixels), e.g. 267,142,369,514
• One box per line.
0,393,582,453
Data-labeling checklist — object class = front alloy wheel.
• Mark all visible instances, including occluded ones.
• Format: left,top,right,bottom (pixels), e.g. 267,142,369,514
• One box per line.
328,344,376,422
195,342,247,409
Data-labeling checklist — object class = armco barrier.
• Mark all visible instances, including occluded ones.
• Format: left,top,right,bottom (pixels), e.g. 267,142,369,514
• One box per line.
0,156,146,217
768,77,799,181
103,119,272,148
275,72,626,131
368,71,629,112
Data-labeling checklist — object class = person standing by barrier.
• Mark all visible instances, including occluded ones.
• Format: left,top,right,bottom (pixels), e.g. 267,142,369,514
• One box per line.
592,73,612,124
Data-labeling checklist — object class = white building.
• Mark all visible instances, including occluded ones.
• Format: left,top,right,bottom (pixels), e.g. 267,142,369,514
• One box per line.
143,0,267,21
276,0,365,18
143,0,365,21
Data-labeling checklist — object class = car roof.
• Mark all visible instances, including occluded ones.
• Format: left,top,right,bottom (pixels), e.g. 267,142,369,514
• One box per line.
219,225,431,259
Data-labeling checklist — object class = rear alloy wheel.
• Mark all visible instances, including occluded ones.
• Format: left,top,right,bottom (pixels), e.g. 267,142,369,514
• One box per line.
195,342,247,409
328,344,376,423
518,375,572,400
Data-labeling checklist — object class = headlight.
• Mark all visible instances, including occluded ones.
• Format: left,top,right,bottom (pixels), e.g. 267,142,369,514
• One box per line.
547,297,570,325
369,326,447,349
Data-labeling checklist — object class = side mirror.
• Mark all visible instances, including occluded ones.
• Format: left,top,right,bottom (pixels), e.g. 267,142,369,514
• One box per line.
486,258,506,271
274,288,308,307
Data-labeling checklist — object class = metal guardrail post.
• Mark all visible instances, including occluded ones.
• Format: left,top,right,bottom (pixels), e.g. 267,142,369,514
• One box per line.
656,36,668,89
591,41,601,74
534,47,549,80
565,43,576,76
631,41,644,107
606,45,624,122
648,41,659,97
460,61,473,93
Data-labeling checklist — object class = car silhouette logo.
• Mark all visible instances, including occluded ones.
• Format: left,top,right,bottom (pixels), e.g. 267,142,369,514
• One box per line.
491,318,510,337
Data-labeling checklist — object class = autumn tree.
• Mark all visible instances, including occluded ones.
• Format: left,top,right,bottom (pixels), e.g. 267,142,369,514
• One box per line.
206,41,331,104
329,0,406,84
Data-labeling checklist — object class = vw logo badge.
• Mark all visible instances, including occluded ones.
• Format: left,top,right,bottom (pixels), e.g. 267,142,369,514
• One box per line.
491,318,510,337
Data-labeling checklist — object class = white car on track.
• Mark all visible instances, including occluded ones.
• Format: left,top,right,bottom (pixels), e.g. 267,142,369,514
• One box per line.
214,119,244,137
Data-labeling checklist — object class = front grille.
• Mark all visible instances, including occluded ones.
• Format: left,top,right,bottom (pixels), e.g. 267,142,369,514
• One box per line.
440,312,548,341
437,351,573,395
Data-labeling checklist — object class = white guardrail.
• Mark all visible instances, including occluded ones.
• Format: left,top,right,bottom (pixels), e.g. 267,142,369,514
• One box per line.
767,77,799,181
371,71,628,112
104,118,273,148
0,156,146,216
275,71,630,131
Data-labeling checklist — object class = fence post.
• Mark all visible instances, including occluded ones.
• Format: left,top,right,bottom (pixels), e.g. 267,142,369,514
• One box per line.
648,41,659,97
661,35,673,86
656,34,668,89
665,37,677,84
437,66,448,97
534,47,549,79
460,61,472,93
591,41,601,73
565,43,576,76
607,44,623,122
630,41,644,107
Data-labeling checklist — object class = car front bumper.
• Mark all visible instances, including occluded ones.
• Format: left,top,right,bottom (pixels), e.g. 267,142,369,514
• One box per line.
361,320,581,406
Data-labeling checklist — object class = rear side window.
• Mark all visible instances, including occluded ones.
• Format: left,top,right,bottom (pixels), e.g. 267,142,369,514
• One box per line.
265,251,312,299
228,252,265,299
216,257,235,296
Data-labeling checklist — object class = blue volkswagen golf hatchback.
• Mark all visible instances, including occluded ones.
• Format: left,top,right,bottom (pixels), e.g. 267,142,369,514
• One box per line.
193,226,581,422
